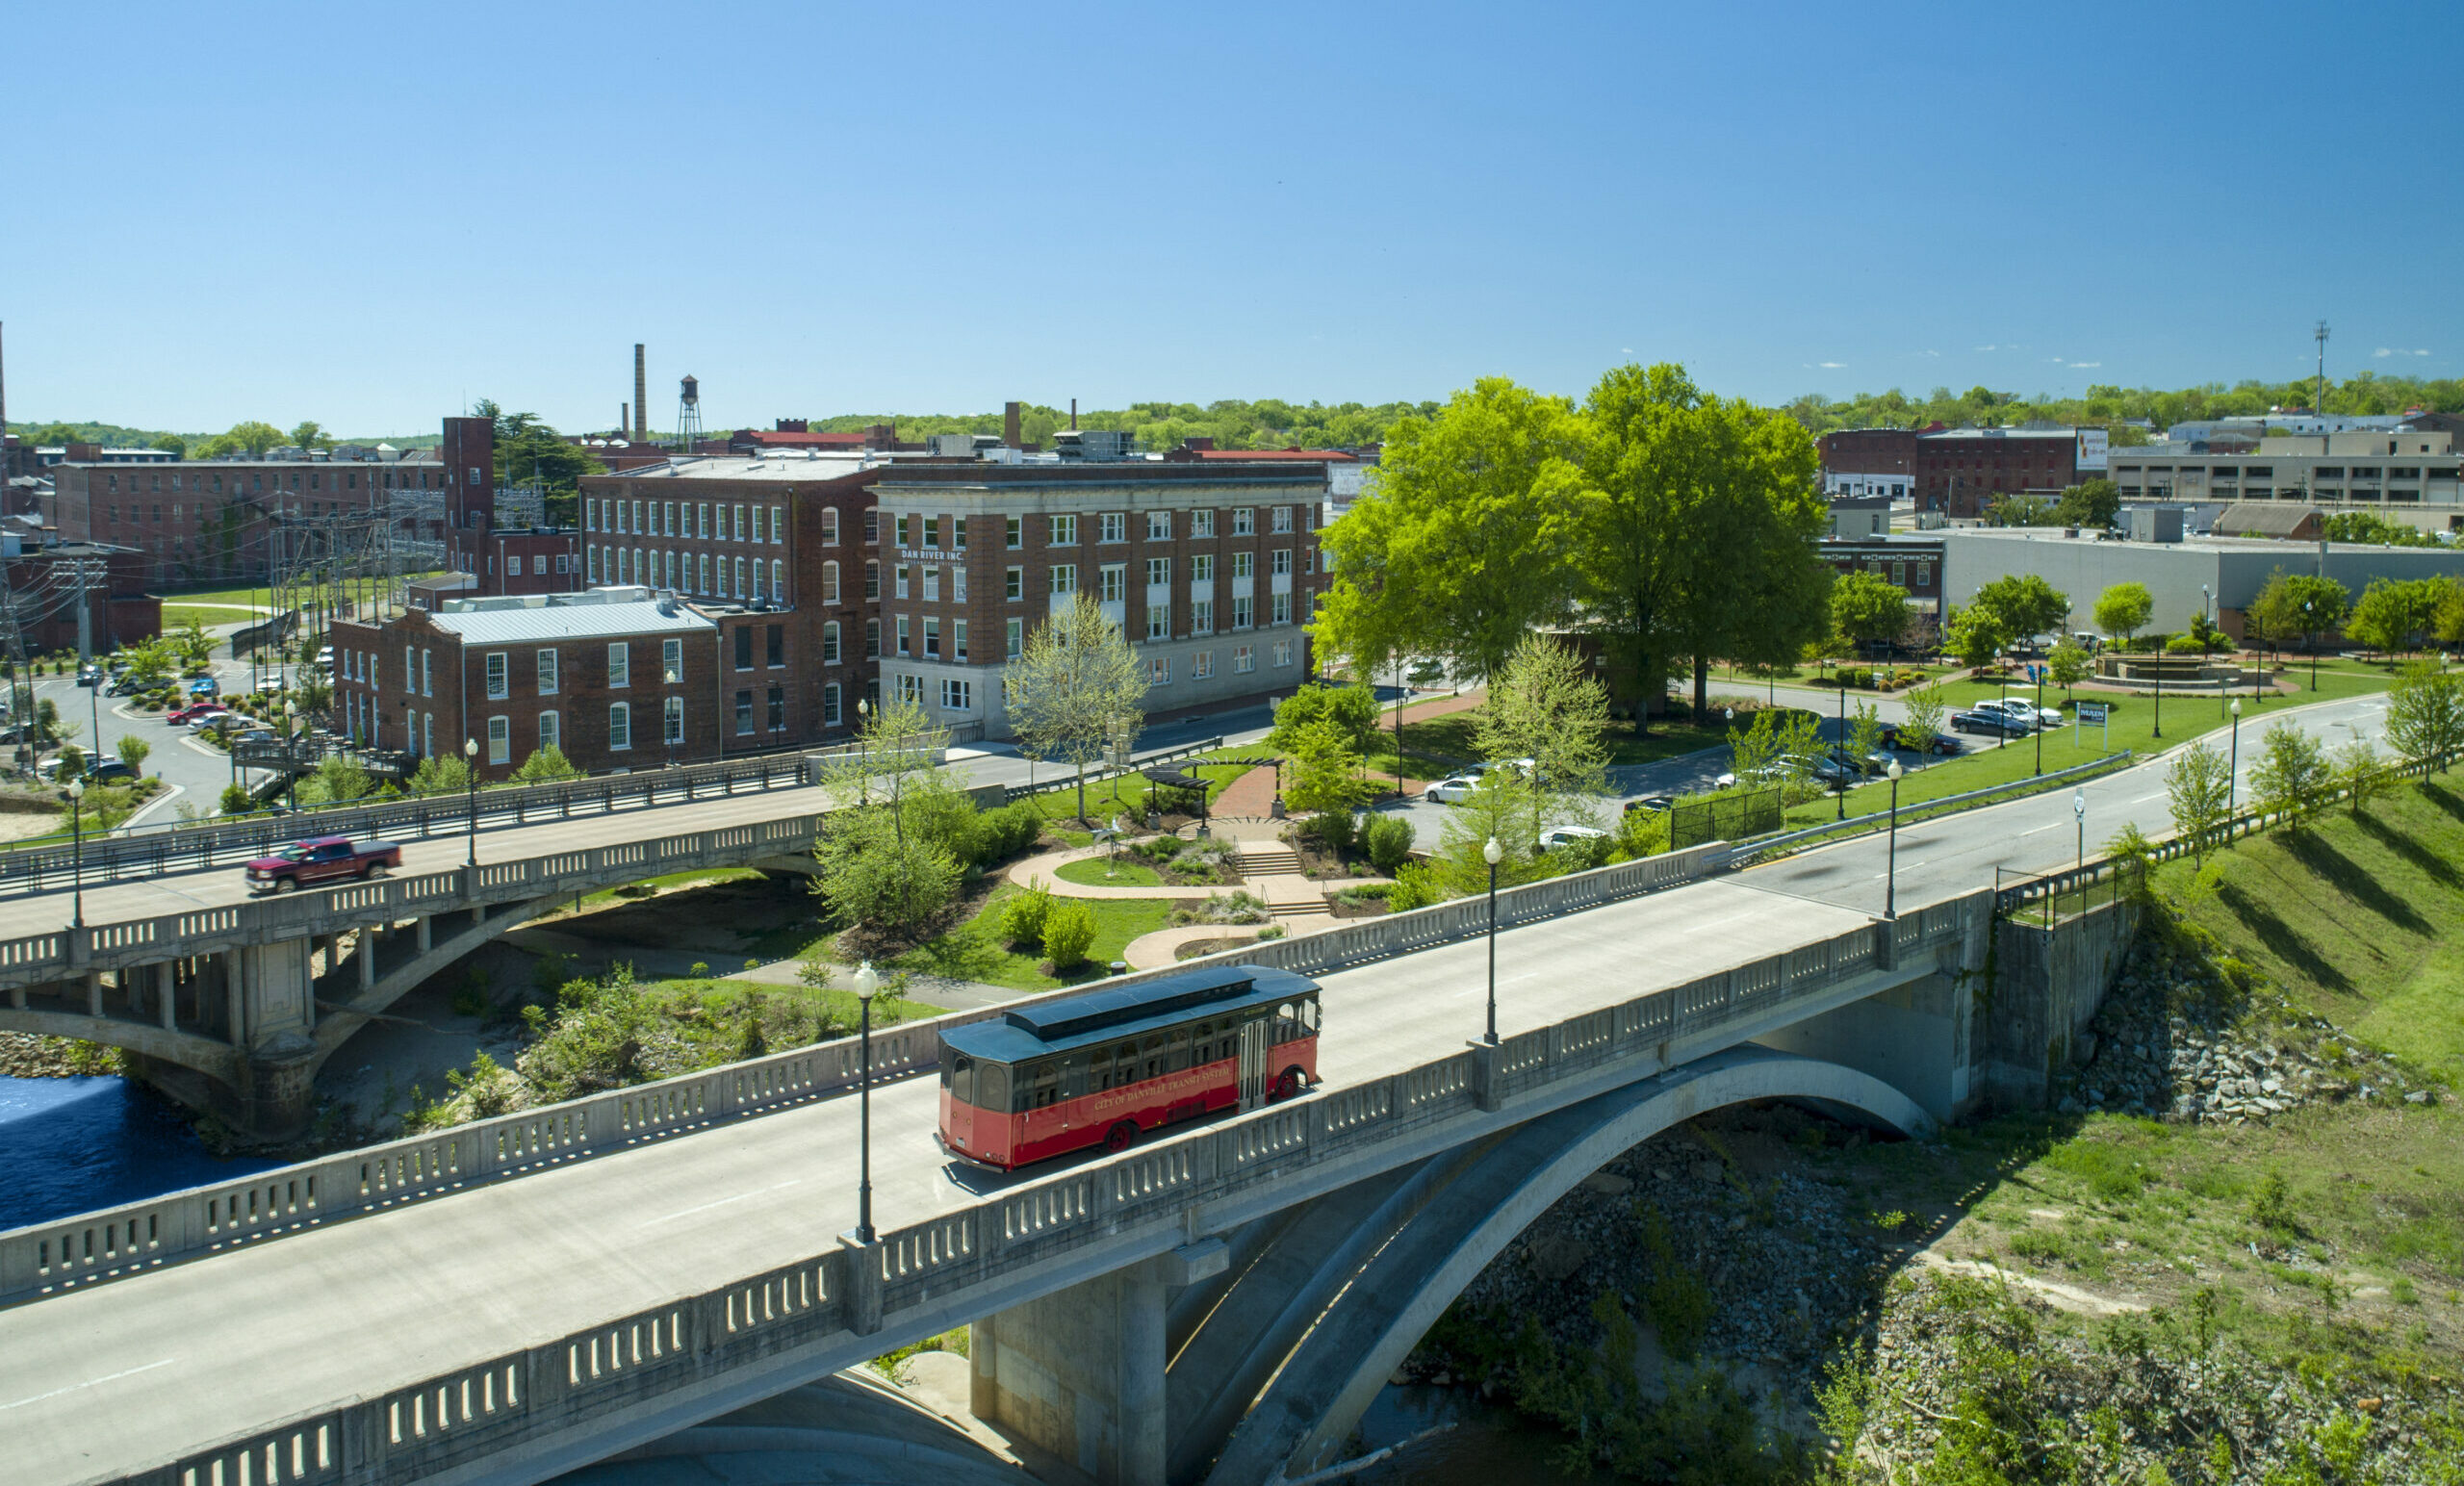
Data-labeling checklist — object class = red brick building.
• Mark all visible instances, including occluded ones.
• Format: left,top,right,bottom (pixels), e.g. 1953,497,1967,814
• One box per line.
1821,425,2100,519
1816,535,1947,649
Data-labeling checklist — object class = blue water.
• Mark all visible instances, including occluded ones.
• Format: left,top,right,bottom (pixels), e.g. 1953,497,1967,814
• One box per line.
0,1075,283,1231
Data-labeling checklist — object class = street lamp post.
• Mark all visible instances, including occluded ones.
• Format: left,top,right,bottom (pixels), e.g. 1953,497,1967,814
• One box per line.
68,777,87,930
1995,651,2011,751
2227,700,2243,820
2034,654,2045,777
2149,647,2163,740
283,701,299,811
2303,600,2319,692
852,961,880,1243
1481,835,1502,1046
462,736,479,866
1883,760,1904,919
2073,787,2087,874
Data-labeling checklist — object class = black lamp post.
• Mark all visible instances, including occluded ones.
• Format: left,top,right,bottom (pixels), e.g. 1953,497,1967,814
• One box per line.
2226,700,2242,819
282,701,300,812
2303,600,2318,692
1996,650,2010,750
2149,644,2163,740
853,961,879,1242
1835,679,1848,818
1883,760,1904,919
2034,655,2045,777
2073,788,2086,874
68,776,87,930
462,736,479,866
1481,834,1502,1046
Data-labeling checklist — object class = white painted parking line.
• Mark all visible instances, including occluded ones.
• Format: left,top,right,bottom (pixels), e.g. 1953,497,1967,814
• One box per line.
0,1358,175,1411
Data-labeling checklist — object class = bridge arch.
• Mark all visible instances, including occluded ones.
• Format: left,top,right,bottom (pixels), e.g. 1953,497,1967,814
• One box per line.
1198,1047,1931,1486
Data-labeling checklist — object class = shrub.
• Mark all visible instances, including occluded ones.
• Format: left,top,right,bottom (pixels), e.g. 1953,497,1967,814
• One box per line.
1308,808,1358,855
1387,859,1440,912
2165,632,2206,654
1256,923,1287,940
999,880,1055,946
978,803,1044,862
1363,813,1415,874
1041,899,1096,968
218,782,256,816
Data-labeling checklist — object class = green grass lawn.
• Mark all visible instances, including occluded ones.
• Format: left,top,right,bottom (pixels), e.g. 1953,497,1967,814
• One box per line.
1055,857,1164,887
573,866,768,910
885,884,1183,990
1360,704,1758,776
160,603,262,628
1014,749,1255,835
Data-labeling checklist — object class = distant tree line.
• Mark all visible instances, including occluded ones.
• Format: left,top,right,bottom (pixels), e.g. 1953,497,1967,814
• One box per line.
1784,373,2462,440
804,397,1438,452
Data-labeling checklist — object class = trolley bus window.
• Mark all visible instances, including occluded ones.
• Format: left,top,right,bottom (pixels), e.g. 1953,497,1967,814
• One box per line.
1300,998,1320,1035
1088,1044,1116,1091
1191,1019,1219,1064
1027,1061,1060,1110
1057,1053,1086,1101
1274,1002,1302,1043
977,1062,1010,1115
1165,1029,1192,1074
947,1052,974,1106
1141,1034,1167,1081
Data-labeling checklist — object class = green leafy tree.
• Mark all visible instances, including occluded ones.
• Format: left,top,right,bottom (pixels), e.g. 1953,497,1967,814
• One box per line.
1970,574,2070,648
1432,769,1545,896
2046,637,2092,701
476,400,606,524
999,879,1055,946
2433,578,2464,648
2384,659,2464,764
1471,633,1611,834
2346,576,2442,657
1040,898,1096,970
1316,378,1580,690
1726,707,1823,796
55,743,87,781
511,745,583,783
2321,510,2436,547
208,421,286,457
115,734,152,775
289,421,330,451
2246,569,2348,665
1006,592,1147,824
293,754,374,808
171,617,215,671
1270,684,1379,753
815,695,976,942
1943,603,2010,672
1983,492,2059,526
1572,363,1829,722
218,781,256,816
2092,581,2154,650
1282,717,1373,819
149,433,188,459
2053,478,2119,527
1828,571,1911,658
2165,740,2234,867
2334,737,2385,819
1362,814,1415,874
2250,723,2333,828
1847,701,1886,773
1898,682,1949,760
408,754,473,795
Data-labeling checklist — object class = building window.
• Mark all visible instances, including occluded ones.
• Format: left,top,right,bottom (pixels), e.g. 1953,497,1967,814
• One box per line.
1146,509,1172,540
609,702,632,751
1099,512,1126,544
922,515,938,549
537,648,558,695
1051,564,1077,595
767,685,785,731
607,642,630,687
1098,564,1126,602
1192,598,1215,635
588,547,601,582
1916,562,1932,588
733,556,746,597
1005,566,1023,600
897,674,924,705
954,619,968,662
822,507,840,546
1233,595,1254,630
924,616,941,658
1271,549,1292,576
866,619,882,658
1233,508,1254,536
1148,655,1171,685
1273,640,1296,668
1191,553,1214,582
823,621,841,664
895,513,911,548
921,565,938,602
421,649,433,696
824,560,840,604
1271,505,1294,533
735,690,755,735
699,552,712,594
665,696,685,745
539,710,560,752
1005,515,1022,549
1232,551,1254,579
1272,593,1293,626
952,565,966,603
1193,650,1216,680
1050,513,1078,546
863,509,878,544
734,627,755,671
825,682,843,727
485,652,508,699
940,678,973,713
896,615,911,655
766,623,783,668
1891,560,1906,587
664,637,684,684
1006,618,1023,660
487,715,510,765
772,558,783,598
1146,556,1170,586
1147,602,1168,641
865,560,881,600
770,506,783,544
734,504,747,542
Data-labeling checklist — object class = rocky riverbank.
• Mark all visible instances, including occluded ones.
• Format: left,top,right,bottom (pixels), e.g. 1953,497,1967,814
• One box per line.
0,1032,119,1079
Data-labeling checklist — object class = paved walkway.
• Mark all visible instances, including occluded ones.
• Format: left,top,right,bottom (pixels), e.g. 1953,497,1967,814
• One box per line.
1211,763,1281,817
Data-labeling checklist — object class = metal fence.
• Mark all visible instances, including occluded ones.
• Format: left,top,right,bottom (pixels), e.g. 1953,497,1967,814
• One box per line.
1722,751,2134,869
1670,787,1783,850
1001,736,1228,807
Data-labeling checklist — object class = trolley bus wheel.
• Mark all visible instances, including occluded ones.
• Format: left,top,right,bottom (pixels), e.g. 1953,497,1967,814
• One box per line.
1270,1066,1306,1102
1104,1120,1139,1153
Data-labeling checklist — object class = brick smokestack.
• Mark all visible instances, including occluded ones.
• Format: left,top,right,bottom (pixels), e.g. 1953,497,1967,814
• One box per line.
620,402,628,437
633,345,648,442
1003,400,1020,448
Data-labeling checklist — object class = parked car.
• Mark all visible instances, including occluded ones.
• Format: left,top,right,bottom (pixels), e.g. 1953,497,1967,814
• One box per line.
244,836,402,892
1424,775,1482,804
1820,745,1892,779
1951,706,2033,736
1971,697,2061,729
75,664,105,687
1877,725,1962,756
186,676,220,697
1536,825,1608,852
86,760,138,785
1623,794,1676,814
1466,757,1537,779
1714,756,1828,790
167,701,229,725
106,673,146,696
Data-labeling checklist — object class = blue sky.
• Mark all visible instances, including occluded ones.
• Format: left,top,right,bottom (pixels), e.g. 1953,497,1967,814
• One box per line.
6,0,2456,435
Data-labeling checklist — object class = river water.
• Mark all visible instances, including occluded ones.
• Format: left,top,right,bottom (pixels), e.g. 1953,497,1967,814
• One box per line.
0,1074,281,1231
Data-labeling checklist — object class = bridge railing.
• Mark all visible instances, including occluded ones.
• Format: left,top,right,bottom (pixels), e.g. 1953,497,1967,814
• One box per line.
0,749,816,894
95,889,1985,1486
999,735,1229,807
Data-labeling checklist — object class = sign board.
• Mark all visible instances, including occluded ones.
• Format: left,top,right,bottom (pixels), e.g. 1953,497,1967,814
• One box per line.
2076,703,2110,723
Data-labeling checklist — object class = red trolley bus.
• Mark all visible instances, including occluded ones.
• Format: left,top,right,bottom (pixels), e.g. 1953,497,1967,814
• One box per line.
937,963,1322,1171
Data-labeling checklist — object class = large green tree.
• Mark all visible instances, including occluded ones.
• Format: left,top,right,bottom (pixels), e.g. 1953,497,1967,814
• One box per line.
2246,570,2348,662
1315,378,1582,687
1829,572,1911,656
1570,362,1829,724
1969,574,2070,647
1471,633,1612,837
475,399,605,526
2345,576,2442,657
1006,592,1148,824
2054,479,2120,528
2092,581,2154,649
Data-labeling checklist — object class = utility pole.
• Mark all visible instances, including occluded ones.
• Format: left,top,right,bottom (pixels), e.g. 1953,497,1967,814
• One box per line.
2315,320,2330,418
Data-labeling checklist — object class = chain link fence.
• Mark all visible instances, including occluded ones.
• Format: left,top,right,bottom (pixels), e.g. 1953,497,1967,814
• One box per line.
1670,786,1783,849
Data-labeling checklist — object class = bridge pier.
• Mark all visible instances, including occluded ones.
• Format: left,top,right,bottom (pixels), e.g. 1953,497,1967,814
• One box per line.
85,970,101,1018
970,1243,1226,1486
357,931,375,990
417,915,431,953
156,962,175,1031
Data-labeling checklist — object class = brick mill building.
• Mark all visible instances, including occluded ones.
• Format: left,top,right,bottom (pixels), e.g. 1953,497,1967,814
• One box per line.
1820,425,2112,519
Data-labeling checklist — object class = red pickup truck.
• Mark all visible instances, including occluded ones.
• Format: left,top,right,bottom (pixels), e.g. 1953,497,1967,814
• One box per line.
244,836,401,892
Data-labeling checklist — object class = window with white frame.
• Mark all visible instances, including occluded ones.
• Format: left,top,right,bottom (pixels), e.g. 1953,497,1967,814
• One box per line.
897,674,924,705
1191,552,1214,582
487,715,510,765
1233,507,1254,535
1234,644,1254,673
508,555,523,577
922,565,939,602
1005,566,1023,600
770,506,783,544
1271,505,1293,533
539,710,560,752
772,559,783,598
822,507,839,546
823,560,840,604
866,619,881,658
733,556,746,596
1098,564,1126,602
896,615,911,655
923,616,940,658
939,678,973,713
1146,509,1172,540
1192,508,1216,538
665,696,685,745
1192,598,1215,634
1193,650,1216,680
1099,512,1126,544
735,689,755,736
1005,515,1021,549
1049,513,1078,546
606,642,629,688
421,648,433,696
1272,640,1296,668
895,514,911,548
537,648,558,695
865,560,880,600
1050,563,1077,595
824,682,842,726
662,638,683,684
954,620,969,661
608,702,632,751
1145,556,1170,586
1147,655,1171,685
1272,592,1293,626
1232,551,1253,579
894,564,910,600
732,504,746,542
484,652,507,699
1006,617,1023,660
1146,602,1168,641
823,621,841,664
1271,548,1292,576
952,566,966,602
1232,595,1254,629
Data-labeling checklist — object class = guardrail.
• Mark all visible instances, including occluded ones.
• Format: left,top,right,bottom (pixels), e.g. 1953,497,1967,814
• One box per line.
64,887,1979,1486
2,838,1727,1306
0,813,831,993
1002,735,1229,807
1720,751,2134,869
0,750,816,893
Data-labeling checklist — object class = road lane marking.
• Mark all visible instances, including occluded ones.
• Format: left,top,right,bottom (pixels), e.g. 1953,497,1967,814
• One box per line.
2133,792,2166,803
0,1358,176,1411
2018,822,2060,835
654,1178,805,1224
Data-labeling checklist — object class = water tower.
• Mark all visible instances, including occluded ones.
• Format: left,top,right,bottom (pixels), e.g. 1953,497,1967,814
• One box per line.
676,374,705,451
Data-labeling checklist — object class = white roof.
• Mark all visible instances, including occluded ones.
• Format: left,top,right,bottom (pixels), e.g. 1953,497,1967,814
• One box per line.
426,599,713,646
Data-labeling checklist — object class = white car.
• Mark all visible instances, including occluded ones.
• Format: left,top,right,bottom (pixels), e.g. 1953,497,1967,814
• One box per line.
1536,826,1607,852
1982,696,2064,727
1469,757,1537,779
1424,776,1481,804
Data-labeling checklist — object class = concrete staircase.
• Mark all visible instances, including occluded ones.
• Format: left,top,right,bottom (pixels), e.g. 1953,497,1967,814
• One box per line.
1236,844,1303,877
1236,842,1330,924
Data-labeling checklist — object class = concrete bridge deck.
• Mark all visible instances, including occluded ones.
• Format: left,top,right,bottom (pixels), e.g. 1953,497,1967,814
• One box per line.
0,867,1945,1486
